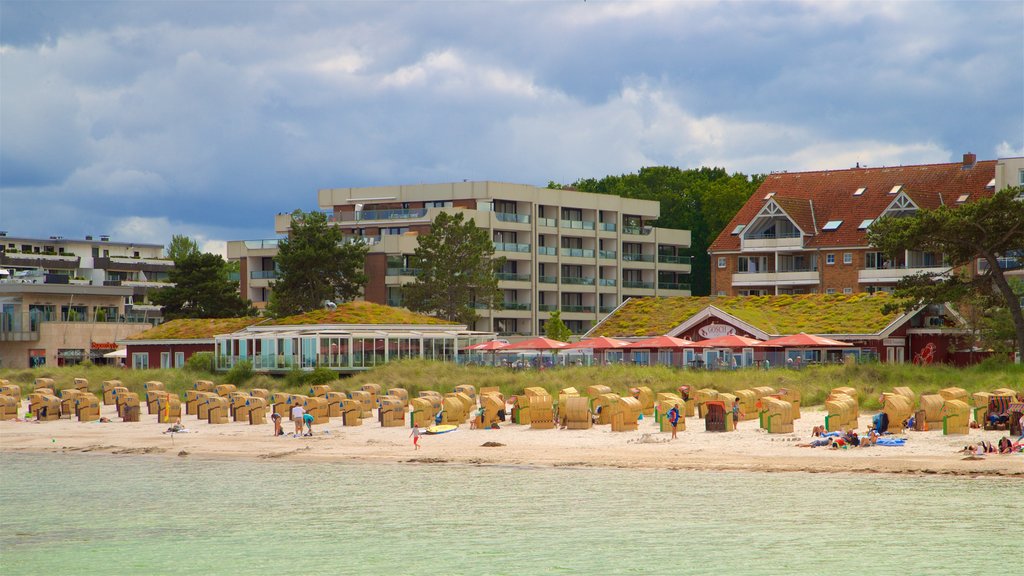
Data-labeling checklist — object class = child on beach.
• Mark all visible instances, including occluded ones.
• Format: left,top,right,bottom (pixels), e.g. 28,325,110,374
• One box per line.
291,403,305,438
271,413,284,436
732,399,742,425
667,404,681,440
410,426,422,449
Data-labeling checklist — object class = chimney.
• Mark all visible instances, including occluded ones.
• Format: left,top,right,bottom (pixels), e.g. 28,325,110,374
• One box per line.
962,152,976,168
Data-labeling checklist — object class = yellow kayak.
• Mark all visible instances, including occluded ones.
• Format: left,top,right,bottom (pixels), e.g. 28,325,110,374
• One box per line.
425,424,458,435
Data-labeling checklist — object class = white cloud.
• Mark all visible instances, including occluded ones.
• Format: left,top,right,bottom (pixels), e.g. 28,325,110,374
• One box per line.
995,141,1024,158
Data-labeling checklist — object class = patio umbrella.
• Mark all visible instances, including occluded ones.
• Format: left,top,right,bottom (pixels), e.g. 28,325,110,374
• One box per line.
755,333,852,347
503,337,569,350
462,339,509,365
696,334,762,348
624,335,697,349
562,336,631,350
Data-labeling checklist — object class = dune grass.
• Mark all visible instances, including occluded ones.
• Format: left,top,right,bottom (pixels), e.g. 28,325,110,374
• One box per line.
4,360,1021,410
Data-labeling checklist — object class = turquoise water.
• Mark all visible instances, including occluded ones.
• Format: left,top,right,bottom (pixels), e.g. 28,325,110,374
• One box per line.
0,453,1020,575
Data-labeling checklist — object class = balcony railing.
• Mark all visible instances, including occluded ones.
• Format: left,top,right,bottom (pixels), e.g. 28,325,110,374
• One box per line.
622,280,654,289
538,275,558,284
599,223,617,232
537,217,558,227
658,254,691,264
494,242,531,253
332,208,428,222
622,225,653,235
537,304,558,312
561,276,595,286
561,305,595,313
385,268,421,276
599,278,617,287
599,250,617,259
599,305,617,313
560,248,595,258
622,253,654,262
496,272,531,282
746,231,801,240
250,270,279,279
561,219,595,231
243,239,280,250
536,246,557,256
658,282,690,291
501,302,531,310
386,299,403,307
495,212,530,224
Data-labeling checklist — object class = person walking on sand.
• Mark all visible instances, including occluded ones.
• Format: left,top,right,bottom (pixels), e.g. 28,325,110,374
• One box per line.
667,403,681,440
291,402,305,438
732,398,742,427
410,425,422,449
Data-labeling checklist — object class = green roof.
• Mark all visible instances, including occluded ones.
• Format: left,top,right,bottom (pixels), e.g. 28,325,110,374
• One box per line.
127,317,263,340
266,301,457,326
590,293,903,337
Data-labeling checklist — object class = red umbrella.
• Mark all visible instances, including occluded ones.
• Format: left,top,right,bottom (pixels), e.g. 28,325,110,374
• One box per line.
696,334,762,348
756,333,852,347
463,340,509,351
562,336,631,350
625,335,698,349
503,337,570,350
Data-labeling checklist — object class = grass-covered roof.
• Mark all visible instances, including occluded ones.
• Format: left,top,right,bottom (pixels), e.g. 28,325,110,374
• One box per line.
590,293,903,337
127,317,263,340
265,300,456,326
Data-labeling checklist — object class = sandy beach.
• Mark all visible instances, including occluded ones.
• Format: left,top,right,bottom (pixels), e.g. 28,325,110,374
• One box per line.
2,400,1021,477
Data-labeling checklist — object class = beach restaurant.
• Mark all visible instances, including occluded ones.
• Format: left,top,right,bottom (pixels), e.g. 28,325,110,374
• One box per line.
585,293,980,367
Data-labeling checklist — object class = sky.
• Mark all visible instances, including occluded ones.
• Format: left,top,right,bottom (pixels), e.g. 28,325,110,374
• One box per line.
1,1,1022,256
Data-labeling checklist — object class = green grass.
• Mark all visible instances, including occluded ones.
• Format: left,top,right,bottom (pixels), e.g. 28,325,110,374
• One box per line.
4,360,1021,409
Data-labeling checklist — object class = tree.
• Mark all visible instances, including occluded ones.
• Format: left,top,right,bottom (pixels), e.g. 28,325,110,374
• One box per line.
151,252,256,319
545,310,571,342
403,211,504,326
866,186,1024,361
166,234,200,261
269,210,369,317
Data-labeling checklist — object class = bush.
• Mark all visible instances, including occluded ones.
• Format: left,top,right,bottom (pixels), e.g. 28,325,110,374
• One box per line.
304,367,337,386
185,352,214,373
223,360,253,384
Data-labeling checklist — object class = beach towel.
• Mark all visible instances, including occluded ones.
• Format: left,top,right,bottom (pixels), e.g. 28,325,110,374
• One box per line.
822,431,842,438
875,437,906,447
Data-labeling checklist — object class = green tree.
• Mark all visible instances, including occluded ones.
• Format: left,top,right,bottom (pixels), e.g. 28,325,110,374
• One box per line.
545,310,571,342
550,166,762,295
269,210,370,317
403,211,503,325
866,186,1024,361
151,252,256,319
166,234,200,261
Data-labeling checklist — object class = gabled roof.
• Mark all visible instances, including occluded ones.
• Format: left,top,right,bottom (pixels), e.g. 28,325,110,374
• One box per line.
588,293,904,338
126,317,263,341
711,159,997,251
265,301,455,326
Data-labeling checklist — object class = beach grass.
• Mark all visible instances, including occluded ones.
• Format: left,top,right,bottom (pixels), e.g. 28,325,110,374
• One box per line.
2,359,1021,409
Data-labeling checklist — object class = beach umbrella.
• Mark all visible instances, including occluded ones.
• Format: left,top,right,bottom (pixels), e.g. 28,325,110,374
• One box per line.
695,334,762,348
503,337,569,350
562,336,631,350
624,335,698,349
755,333,852,347
463,339,509,366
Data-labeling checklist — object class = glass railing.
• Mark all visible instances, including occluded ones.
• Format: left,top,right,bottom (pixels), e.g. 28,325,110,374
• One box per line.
494,242,531,253
775,267,818,273
599,250,617,259
561,220,595,230
386,299,403,307
343,235,381,246
622,253,654,262
538,275,558,284
658,254,691,264
536,246,557,256
561,276,595,286
501,302,531,310
622,280,654,289
495,212,530,224
496,272,531,282
537,304,558,312
560,248,595,258
658,282,691,291
622,225,652,235
599,305,617,313
243,239,280,249
537,217,558,227
249,270,279,279
386,268,421,276
227,272,240,282
561,305,595,313
599,222,617,232
332,208,428,222
599,278,617,287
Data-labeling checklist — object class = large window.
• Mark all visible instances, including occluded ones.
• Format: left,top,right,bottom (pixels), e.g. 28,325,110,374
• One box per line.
161,352,171,368
175,352,185,368
132,353,149,369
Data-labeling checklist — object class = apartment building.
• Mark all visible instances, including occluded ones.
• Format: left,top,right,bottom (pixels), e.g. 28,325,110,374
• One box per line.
708,154,1020,297
229,181,692,336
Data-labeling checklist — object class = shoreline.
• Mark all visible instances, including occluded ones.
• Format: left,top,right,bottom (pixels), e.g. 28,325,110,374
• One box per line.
2,402,1022,478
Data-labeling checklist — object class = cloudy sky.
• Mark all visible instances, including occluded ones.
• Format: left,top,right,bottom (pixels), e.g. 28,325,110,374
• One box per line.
1,1,1021,255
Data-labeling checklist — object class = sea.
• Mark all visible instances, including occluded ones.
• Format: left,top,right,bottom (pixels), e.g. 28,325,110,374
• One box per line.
0,452,1019,575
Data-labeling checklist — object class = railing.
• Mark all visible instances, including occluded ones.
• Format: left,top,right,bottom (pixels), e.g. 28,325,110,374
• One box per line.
561,276,595,286
537,304,558,312
599,223,617,232
0,329,40,342
560,248,595,258
495,212,530,224
622,225,652,235
342,235,381,246
500,302,531,310
494,242,531,253
599,305,617,313
538,275,558,284
228,272,240,282
658,282,690,291
623,280,654,289
561,305,595,313
333,208,428,222
774,267,817,273
622,253,654,262
243,239,280,250
536,246,557,256
496,272,531,282
386,299,403,307
561,219,595,231
537,217,558,227
599,250,617,259
385,267,421,276
658,254,691,264
250,270,279,279
599,278,617,287
746,231,801,240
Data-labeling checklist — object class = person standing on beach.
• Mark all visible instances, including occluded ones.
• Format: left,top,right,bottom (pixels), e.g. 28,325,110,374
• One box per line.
291,403,305,438
732,398,742,427
667,404,681,440
410,425,422,449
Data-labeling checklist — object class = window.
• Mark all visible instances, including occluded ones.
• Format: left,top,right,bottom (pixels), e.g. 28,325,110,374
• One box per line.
843,287,853,295
956,194,969,203
826,254,835,265
160,352,171,369
716,291,726,296
826,288,836,295
731,224,745,235
986,178,995,188
737,256,767,273
717,257,726,269
1019,169,1024,186
858,219,873,230
853,187,866,196
763,192,776,200
175,352,185,368
426,200,452,208
132,353,149,369
822,220,843,231
843,253,853,264
889,185,903,195
865,252,889,269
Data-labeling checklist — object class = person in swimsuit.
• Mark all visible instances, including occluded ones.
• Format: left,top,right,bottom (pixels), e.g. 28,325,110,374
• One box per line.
410,426,422,449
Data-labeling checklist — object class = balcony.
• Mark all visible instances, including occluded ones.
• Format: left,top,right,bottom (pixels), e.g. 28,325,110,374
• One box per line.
0,329,40,342
622,280,654,289
331,208,428,222
658,254,691,265
243,239,280,250
387,298,403,307
1,252,81,269
536,246,557,256
599,222,617,232
561,305,596,313
500,302,531,311
496,272,531,282
386,267,421,276
494,242,531,253
250,270,279,280
622,225,653,235
560,248,595,258
495,212,530,224
538,275,558,284
561,219,595,231
537,304,558,312
561,276,595,286
537,217,558,228
732,270,819,286
599,305,618,313
858,265,949,284
741,232,803,251
658,282,691,291
599,278,617,287
599,250,617,259
622,253,654,263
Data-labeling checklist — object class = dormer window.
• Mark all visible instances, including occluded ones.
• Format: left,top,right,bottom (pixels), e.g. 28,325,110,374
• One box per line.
882,193,918,218
822,220,843,231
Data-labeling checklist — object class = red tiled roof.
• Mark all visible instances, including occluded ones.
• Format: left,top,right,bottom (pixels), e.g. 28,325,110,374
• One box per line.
710,159,997,251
